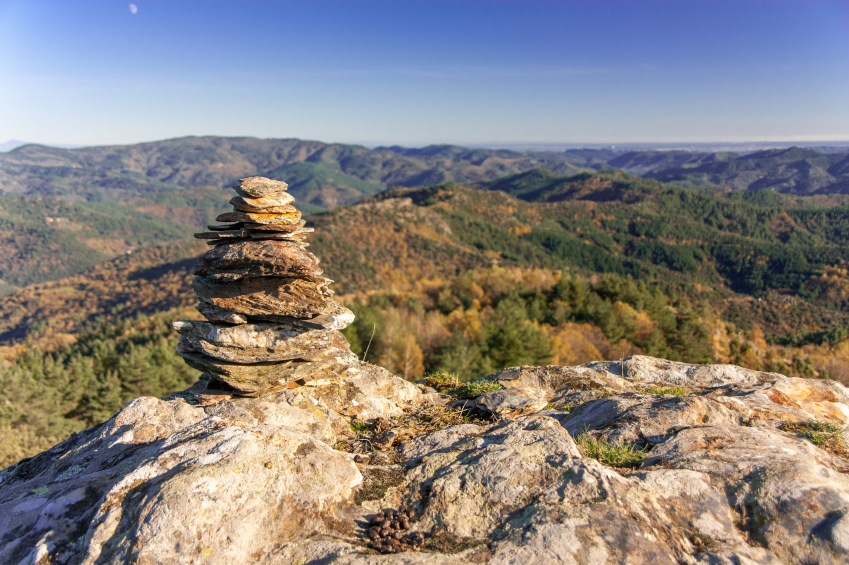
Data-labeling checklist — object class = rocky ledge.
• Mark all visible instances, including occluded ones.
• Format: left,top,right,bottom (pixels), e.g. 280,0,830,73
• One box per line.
1,355,848,565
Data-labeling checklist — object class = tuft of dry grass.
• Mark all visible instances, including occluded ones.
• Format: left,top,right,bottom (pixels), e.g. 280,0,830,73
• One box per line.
574,428,650,469
642,386,688,396
782,420,849,458
420,372,503,399
335,403,492,454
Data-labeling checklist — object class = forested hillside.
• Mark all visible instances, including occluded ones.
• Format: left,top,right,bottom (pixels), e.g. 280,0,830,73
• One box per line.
0,242,205,465
310,173,848,380
2,170,848,466
0,186,234,293
317,172,849,299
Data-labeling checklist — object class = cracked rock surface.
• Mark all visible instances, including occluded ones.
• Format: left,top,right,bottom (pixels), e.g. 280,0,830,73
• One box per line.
2,356,848,564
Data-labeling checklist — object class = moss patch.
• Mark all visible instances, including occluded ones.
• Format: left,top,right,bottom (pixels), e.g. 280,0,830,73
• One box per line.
423,529,488,554
354,467,406,505
642,386,688,396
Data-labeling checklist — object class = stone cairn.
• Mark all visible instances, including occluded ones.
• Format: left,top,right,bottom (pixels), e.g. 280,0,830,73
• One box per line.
173,176,358,397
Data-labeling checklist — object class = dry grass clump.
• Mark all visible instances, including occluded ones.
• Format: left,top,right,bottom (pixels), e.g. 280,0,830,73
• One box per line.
420,372,504,399
782,420,849,458
336,403,492,454
574,429,650,469
642,386,688,396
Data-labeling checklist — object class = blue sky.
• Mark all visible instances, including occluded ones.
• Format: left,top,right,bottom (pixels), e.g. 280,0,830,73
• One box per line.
0,0,847,147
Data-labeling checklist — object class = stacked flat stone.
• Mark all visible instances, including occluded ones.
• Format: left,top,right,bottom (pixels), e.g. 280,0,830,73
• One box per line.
173,176,357,396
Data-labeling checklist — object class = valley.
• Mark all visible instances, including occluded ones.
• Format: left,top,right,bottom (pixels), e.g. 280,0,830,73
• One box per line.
1,142,848,466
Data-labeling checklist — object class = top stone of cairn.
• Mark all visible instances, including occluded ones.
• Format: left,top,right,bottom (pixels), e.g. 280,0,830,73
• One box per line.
235,176,291,198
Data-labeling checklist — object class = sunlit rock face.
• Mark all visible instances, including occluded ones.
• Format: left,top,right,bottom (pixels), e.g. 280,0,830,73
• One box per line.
2,355,849,564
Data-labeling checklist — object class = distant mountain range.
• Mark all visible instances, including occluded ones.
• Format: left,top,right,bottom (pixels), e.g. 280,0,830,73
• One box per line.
4,170,847,352
2,137,848,212
0,137,587,210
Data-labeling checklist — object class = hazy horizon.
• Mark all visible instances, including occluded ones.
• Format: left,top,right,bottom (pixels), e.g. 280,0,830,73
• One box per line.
3,136,849,156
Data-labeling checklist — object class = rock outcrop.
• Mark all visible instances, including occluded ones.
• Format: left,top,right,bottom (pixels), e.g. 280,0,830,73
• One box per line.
2,354,848,564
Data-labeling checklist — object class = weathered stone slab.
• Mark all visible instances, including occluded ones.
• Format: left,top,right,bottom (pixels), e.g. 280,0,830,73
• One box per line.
245,220,307,231
216,210,302,225
178,334,356,364
193,276,330,319
484,364,634,398
233,176,289,197
723,376,849,423
195,299,354,330
643,424,849,564
230,193,294,210
246,299,355,330
475,386,548,418
562,393,742,445
193,240,323,281
173,320,355,363
193,229,248,240
173,320,329,348
300,361,421,419
178,351,354,392
249,232,309,242
230,198,297,214
196,301,248,324
585,355,783,387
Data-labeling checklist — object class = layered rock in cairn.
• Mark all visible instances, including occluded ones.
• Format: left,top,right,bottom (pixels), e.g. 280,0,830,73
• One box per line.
174,176,358,395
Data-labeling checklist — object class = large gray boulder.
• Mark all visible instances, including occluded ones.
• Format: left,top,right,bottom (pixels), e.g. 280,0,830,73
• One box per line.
1,356,848,564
